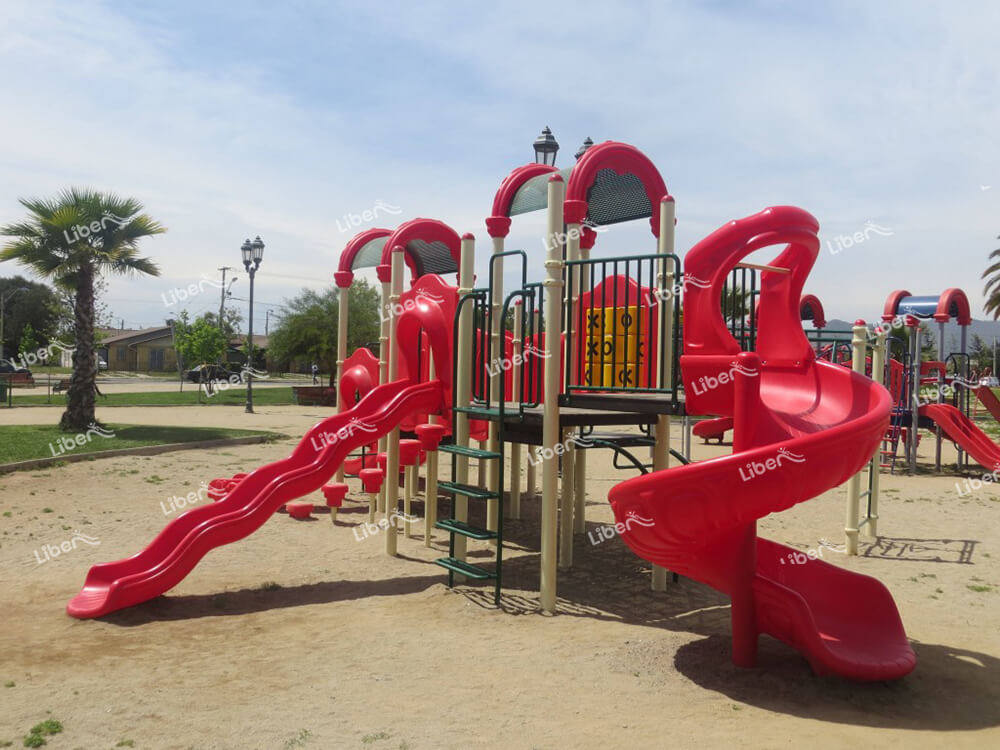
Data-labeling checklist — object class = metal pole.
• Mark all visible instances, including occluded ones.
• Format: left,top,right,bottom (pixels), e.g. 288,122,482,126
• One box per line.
453,234,477,563
376,265,392,514
540,174,565,613
866,328,887,538
845,321,867,554
487,231,505,532
384,247,405,557
334,275,351,483
909,321,921,475
524,307,541,499
510,300,524,520
651,196,675,591
217,266,235,331
936,321,945,473
245,267,255,414
573,243,591,535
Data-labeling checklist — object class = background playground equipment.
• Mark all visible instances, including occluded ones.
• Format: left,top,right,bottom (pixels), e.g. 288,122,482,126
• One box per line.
67,135,916,681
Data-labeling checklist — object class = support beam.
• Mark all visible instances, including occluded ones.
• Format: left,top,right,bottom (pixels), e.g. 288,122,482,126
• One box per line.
558,429,575,569
384,248,405,557
334,276,351,483
540,175,565,613
845,321,867,555
452,233,477,562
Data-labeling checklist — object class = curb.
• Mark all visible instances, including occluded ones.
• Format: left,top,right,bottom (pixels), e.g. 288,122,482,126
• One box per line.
0,435,274,475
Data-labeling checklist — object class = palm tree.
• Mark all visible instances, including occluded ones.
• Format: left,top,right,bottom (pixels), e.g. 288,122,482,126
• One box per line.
1,188,163,430
982,236,1000,318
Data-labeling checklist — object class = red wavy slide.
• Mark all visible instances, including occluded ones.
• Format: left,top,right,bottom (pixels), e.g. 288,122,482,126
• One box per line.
67,379,443,619
920,403,1000,471
609,207,915,680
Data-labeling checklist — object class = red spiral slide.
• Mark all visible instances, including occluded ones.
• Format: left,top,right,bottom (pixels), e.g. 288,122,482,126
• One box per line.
608,207,915,680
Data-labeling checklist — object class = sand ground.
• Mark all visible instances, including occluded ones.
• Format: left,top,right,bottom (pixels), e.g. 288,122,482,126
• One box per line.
1,404,998,749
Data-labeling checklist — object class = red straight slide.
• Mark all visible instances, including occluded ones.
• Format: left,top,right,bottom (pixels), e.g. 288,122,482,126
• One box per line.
609,207,915,680
973,385,1000,423
920,402,1000,470
67,379,443,619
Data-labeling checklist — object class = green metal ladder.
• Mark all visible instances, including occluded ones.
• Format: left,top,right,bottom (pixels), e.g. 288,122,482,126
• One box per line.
433,404,505,604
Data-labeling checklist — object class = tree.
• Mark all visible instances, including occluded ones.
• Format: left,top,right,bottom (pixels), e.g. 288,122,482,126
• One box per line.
0,276,61,360
983,236,1000,319
1,188,164,430
17,322,40,362
267,279,381,377
172,311,228,400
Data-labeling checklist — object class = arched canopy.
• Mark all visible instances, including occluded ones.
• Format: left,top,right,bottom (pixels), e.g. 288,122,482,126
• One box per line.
487,141,670,237
799,294,827,329
379,218,461,282
335,228,391,287
882,288,971,325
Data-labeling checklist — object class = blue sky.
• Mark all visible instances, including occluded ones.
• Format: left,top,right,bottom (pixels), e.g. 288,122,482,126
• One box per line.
1,0,998,332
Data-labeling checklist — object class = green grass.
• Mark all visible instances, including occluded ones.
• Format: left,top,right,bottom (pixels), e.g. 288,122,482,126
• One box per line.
0,424,281,465
12,386,297,407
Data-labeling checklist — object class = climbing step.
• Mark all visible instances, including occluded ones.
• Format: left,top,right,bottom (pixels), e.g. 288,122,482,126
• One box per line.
433,556,496,580
434,519,497,540
438,444,501,460
438,480,499,499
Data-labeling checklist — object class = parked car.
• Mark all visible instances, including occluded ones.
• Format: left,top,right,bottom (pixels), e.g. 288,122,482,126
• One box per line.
97,357,108,371
0,359,31,375
185,364,242,384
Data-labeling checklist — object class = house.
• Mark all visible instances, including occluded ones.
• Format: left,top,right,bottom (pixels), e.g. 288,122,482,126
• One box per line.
101,326,178,372
227,334,270,371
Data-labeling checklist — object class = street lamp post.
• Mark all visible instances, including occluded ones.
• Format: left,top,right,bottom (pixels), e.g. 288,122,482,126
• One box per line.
241,236,265,413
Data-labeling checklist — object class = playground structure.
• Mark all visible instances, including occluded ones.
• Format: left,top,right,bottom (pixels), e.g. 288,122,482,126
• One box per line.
67,134,929,681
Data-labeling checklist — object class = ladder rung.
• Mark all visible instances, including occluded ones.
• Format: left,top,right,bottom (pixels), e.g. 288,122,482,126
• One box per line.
434,557,496,580
438,444,501,460
435,519,497,540
438,481,499,499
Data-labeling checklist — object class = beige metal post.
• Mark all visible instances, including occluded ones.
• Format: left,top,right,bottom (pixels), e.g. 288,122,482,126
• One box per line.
334,280,350,483
376,268,392,515
403,465,415,536
384,248,405,557
424,356,439,546
540,175,565,613
509,301,524,519
844,321,867,556
866,327,887,538
452,234,477,562
558,429,575,568
651,196,676,591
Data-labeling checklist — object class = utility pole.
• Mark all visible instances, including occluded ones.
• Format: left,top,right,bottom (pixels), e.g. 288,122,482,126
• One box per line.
217,266,236,331
993,335,997,377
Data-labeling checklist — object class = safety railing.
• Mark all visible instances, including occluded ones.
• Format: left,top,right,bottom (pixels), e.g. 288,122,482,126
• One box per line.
562,252,682,402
